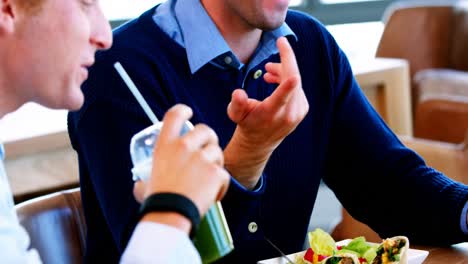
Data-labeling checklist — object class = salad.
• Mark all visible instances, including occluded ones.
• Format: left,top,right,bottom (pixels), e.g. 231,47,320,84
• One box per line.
296,228,381,264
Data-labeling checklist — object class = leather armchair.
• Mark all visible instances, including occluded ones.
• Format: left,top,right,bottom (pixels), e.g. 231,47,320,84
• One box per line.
331,134,468,242
15,188,86,264
376,0,468,143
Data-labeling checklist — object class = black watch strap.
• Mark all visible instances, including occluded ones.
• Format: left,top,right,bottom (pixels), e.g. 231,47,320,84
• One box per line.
139,193,201,238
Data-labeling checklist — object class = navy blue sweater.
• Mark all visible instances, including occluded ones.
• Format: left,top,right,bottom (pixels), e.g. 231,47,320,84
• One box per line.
68,7,468,263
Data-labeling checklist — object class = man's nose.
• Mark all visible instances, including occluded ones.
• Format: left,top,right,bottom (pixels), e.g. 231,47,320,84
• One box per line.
91,9,113,50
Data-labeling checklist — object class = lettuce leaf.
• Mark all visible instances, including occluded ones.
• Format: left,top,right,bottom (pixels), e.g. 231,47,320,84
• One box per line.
340,236,377,263
343,237,369,254
308,228,336,256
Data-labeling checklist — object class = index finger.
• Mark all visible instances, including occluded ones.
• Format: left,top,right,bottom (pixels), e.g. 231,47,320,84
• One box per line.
158,104,193,143
277,37,300,77
215,168,231,201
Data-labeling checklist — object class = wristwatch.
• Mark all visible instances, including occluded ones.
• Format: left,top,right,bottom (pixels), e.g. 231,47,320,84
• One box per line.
139,193,201,238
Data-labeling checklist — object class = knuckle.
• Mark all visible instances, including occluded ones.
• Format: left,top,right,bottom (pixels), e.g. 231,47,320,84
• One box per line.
206,163,220,177
303,102,310,114
214,144,223,157
208,129,219,143
220,168,230,182
165,104,190,121
200,147,211,161
165,107,180,120
197,124,219,143
206,144,223,161
177,137,191,152
283,112,299,126
193,148,207,162
195,123,210,134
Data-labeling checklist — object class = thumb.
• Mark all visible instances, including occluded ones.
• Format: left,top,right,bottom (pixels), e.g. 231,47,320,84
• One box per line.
133,180,147,203
215,169,231,201
227,89,249,123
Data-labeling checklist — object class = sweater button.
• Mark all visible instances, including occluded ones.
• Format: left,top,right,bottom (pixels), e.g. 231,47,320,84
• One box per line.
253,70,263,79
224,56,233,65
248,222,258,233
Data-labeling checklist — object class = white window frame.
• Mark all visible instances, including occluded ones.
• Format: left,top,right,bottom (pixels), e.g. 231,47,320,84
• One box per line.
105,0,396,28
292,0,395,24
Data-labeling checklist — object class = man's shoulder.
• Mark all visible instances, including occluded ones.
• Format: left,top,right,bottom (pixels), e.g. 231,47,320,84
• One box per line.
285,9,333,47
286,9,328,34
112,7,157,41
111,20,156,54
285,9,336,58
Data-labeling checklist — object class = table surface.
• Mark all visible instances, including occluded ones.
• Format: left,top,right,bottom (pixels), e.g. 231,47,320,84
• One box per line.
415,243,468,264
351,56,408,76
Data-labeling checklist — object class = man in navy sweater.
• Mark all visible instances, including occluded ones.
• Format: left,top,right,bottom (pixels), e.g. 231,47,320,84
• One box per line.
68,0,468,263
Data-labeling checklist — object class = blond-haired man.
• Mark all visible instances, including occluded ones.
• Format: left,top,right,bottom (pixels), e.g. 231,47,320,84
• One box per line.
0,0,229,263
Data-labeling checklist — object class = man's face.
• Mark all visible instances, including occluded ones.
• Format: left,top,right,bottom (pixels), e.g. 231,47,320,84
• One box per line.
8,0,112,110
223,0,290,31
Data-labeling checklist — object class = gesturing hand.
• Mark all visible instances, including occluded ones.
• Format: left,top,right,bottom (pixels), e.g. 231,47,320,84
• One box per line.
224,37,309,189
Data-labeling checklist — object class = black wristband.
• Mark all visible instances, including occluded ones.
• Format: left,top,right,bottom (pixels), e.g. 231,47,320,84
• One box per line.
139,193,201,238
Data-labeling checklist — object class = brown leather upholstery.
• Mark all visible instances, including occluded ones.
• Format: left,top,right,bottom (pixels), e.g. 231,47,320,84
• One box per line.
376,1,468,143
15,188,86,264
331,134,468,242
451,5,468,71
416,97,468,143
377,4,454,78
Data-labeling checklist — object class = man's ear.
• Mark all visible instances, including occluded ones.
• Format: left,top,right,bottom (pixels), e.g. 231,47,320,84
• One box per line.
0,0,15,35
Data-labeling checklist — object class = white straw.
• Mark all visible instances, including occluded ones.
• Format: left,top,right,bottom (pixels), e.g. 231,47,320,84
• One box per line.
114,62,159,124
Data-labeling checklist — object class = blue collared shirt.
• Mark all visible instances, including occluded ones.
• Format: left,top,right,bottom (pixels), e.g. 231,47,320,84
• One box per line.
0,144,41,263
153,0,296,84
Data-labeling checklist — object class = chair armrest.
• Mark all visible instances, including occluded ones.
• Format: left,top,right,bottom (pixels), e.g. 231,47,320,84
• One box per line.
414,69,468,103
414,97,468,143
399,135,468,184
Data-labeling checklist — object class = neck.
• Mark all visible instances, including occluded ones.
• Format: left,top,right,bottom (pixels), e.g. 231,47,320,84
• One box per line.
201,0,262,64
0,85,23,119
0,54,23,119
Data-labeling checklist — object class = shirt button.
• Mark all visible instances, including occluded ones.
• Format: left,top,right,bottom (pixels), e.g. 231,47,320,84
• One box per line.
248,222,258,233
253,69,263,79
224,56,233,65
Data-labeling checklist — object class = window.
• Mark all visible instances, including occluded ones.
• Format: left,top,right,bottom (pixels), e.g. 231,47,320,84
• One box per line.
292,0,394,24
100,0,163,21
101,0,305,21
100,0,394,26
320,0,382,3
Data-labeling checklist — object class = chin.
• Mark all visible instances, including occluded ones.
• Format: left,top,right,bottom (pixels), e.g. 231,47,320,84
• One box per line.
260,20,285,31
45,90,84,111
65,94,85,111
64,82,85,110
258,13,287,31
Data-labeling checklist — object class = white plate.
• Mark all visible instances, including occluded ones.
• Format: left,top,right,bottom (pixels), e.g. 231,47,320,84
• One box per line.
258,239,429,264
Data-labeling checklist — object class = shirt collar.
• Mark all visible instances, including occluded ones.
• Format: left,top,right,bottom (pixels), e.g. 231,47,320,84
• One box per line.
174,0,297,74
250,23,297,72
175,0,232,73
